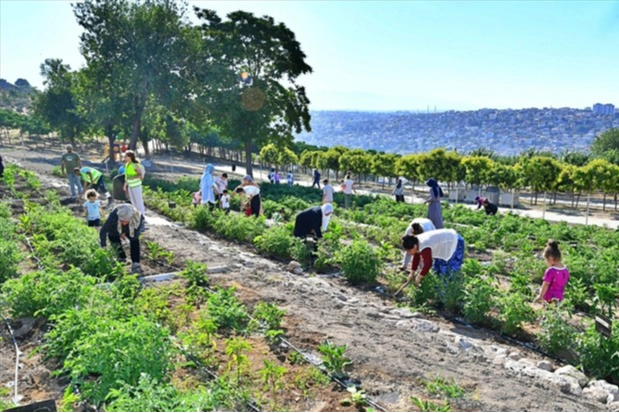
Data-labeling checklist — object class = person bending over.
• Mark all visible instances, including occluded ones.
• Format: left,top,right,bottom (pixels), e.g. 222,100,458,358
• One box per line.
293,203,334,239
100,204,144,274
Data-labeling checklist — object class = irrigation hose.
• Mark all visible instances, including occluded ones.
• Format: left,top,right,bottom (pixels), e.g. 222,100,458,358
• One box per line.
2,314,20,405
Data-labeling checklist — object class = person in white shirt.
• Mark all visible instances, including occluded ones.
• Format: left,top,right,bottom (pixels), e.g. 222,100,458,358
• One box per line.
215,173,228,201
219,189,230,214
322,179,334,204
400,218,436,270
341,173,356,209
236,175,262,217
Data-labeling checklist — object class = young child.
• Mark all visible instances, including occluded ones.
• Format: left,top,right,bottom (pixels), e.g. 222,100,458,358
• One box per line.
84,189,103,227
535,239,570,304
192,191,201,208
220,189,230,214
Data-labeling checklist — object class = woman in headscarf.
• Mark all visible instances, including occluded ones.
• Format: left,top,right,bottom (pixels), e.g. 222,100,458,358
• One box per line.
200,164,218,210
236,175,262,217
393,178,405,202
100,204,145,274
293,203,334,239
424,178,444,229
401,228,465,287
400,217,436,270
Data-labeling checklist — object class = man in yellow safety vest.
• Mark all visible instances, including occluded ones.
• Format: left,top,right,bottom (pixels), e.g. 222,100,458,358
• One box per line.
77,166,113,204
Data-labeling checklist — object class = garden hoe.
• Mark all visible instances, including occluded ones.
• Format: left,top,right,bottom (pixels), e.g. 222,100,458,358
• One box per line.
393,280,411,298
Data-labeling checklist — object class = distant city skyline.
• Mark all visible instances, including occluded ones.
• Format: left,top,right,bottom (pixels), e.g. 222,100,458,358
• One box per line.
2,1,619,111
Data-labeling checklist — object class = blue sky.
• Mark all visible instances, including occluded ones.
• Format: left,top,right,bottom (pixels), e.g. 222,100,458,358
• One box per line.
2,0,618,111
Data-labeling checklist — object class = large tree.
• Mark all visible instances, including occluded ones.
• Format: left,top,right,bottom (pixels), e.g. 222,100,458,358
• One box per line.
195,9,313,176
34,59,86,146
591,128,619,158
73,0,196,151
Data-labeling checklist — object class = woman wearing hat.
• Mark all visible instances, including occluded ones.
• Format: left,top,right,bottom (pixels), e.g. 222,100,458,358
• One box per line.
100,204,145,274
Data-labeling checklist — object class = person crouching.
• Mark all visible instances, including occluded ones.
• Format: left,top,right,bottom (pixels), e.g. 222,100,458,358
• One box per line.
100,204,144,274
293,203,333,239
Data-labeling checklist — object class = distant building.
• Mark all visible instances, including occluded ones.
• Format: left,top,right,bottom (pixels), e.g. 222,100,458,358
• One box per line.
592,103,615,115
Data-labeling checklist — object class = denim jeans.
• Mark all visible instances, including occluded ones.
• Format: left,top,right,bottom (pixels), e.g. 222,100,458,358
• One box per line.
68,173,83,197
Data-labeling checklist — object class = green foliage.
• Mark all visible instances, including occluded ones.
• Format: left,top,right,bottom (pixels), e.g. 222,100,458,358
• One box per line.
0,219,22,284
206,287,249,333
411,396,452,412
179,260,209,305
225,337,252,385
497,292,536,335
576,320,619,380
317,341,351,378
258,360,287,410
338,240,382,284
591,128,619,157
254,225,295,260
59,313,174,406
537,305,578,354
251,302,286,331
462,276,498,324
106,373,228,412
424,375,465,399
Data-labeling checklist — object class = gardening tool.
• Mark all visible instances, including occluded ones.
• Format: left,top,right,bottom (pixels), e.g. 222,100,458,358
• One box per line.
393,279,411,297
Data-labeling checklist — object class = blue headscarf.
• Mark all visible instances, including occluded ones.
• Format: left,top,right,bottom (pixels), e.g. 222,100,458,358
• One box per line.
200,164,216,204
426,178,444,198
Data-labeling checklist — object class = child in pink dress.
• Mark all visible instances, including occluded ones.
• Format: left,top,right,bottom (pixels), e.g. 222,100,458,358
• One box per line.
535,239,570,303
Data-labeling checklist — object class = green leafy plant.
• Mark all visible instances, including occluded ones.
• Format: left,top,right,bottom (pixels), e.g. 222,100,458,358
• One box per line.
537,304,578,354
254,225,295,260
225,337,252,385
341,387,369,409
251,302,286,331
462,277,498,324
206,287,249,333
411,396,452,412
317,341,352,378
338,240,382,284
179,261,209,305
424,375,465,399
497,292,536,335
258,360,287,410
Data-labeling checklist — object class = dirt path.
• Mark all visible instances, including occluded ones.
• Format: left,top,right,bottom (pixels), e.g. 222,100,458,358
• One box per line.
3,150,609,412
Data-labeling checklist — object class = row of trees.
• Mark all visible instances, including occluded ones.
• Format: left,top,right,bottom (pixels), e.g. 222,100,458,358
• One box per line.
29,0,313,175
288,141,619,211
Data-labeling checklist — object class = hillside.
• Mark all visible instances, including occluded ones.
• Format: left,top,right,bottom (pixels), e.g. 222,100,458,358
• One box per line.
0,78,37,113
297,108,619,155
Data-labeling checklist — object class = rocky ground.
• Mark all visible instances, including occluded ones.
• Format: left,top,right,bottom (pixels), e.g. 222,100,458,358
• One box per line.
2,148,618,412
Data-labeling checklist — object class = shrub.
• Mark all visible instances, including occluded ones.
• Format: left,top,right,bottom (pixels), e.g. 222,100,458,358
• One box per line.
206,287,249,332
462,276,498,324
537,305,578,354
61,315,174,406
338,240,382,284
497,292,536,335
254,226,295,260
211,210,266,243
576,320,619,380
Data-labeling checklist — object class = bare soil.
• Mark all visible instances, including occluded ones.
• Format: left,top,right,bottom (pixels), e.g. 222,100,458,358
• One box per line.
1,149,609,412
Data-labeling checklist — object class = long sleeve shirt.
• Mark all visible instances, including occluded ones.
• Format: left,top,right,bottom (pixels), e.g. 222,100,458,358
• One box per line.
293,206,323,239
411,248,433,275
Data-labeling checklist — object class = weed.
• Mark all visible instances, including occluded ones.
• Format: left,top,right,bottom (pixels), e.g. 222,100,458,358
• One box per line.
341,387,368,409
206,287,249,333
338,240,382,284
287,351,307,365
411,396,452,412
424,375,465,399
180,261,209,305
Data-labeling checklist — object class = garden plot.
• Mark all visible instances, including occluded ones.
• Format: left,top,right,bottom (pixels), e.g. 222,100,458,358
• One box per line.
3,152,617,411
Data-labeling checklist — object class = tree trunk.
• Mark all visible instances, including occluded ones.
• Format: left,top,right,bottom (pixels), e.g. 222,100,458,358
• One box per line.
106,127,116,170
129,94,147,151
575,192,581,208
614,193,617,211
244,140,253,177
603,193,607,211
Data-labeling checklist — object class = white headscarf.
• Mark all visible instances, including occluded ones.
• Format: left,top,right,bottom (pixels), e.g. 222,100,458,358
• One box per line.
321,203,333,232
116,204,142,237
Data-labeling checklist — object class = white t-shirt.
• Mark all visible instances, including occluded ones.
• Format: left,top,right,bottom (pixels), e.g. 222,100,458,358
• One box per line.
220,194,230,209
243,185,260,196
343,179,354,194
215,178,228,194
323,184,334,202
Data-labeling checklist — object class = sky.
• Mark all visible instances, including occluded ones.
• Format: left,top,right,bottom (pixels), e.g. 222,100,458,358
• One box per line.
1,0,619,112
